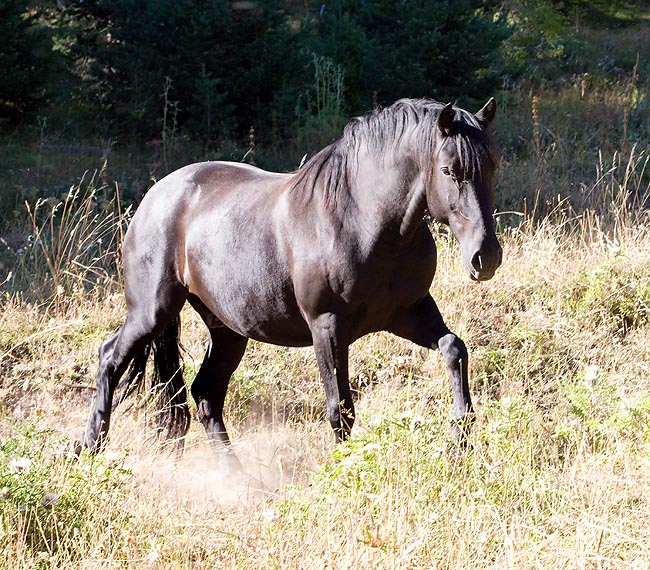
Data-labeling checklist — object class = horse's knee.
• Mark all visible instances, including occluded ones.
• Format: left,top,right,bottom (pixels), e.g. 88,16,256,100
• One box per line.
437,333,468,369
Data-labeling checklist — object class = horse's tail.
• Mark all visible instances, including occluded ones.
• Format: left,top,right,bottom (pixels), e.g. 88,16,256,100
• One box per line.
115,315,191,447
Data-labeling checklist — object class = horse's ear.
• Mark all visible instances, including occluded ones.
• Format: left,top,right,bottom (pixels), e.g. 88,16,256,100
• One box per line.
437,103,454,136
475,97,497,128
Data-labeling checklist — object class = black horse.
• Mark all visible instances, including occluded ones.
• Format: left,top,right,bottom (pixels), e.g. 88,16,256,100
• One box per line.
83,98,502,458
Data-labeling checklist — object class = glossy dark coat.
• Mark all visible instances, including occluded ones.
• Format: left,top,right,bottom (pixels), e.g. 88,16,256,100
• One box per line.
83,98,502,457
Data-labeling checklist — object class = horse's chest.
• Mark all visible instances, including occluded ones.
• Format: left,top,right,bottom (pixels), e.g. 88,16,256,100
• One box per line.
334,240,436,311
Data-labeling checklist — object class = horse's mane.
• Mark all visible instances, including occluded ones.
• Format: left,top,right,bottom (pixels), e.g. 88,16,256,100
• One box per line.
288,98,497,209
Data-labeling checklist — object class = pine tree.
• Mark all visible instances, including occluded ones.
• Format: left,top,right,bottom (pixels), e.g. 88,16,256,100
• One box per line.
310,0,509,110
72,0,305,142
0,0,52,124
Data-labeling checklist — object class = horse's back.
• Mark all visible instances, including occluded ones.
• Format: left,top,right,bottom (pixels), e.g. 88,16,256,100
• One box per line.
138,161,288,206
126,161,289,241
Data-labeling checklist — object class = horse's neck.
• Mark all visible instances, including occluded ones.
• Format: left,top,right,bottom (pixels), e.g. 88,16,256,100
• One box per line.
349,150,428,245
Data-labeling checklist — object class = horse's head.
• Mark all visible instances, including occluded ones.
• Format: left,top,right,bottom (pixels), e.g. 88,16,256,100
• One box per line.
426,99,502,281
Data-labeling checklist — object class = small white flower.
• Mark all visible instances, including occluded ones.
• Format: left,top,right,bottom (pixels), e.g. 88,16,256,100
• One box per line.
584,364,600,386
9,457,32,473
104,450,122,462
262,508,280,523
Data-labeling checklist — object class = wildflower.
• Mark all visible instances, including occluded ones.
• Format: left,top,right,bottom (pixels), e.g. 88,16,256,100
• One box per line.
9,457,32,473
262,508,280,523
584,364,600,388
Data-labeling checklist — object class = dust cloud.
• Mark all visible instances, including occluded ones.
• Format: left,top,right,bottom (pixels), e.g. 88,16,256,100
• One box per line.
118,425,324,510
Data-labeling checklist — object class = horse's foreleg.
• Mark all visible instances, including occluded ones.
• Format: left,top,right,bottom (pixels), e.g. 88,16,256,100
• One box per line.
310,314,354,442
437,333,474,445
388,294,474,447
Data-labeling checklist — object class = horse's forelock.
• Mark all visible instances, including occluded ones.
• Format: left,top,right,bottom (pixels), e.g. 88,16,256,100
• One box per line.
452,125,497,180
447,108,498,179
345,99,496,179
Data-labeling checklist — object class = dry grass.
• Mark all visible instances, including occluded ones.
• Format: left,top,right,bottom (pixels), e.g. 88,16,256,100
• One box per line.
2,175,650,568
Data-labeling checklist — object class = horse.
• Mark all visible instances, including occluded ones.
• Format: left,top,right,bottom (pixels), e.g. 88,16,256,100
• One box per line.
81,97,502,462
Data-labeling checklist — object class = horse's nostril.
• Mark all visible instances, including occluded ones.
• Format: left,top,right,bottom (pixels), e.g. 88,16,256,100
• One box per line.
471,251,483,271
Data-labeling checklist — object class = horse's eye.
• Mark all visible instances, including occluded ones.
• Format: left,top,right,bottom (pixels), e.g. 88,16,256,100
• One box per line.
441,166,451,176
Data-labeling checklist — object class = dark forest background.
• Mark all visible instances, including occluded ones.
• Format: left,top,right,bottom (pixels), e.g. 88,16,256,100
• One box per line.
2,1,644,148
1,0,648,228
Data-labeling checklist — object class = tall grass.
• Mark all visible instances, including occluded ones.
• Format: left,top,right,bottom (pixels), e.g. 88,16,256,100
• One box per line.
294,54,347,154
495,31,650,224
1,139,649,567
3,171,130,312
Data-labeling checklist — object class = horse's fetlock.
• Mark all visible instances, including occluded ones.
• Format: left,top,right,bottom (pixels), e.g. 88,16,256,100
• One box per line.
196,399,211,422
450,412,474,449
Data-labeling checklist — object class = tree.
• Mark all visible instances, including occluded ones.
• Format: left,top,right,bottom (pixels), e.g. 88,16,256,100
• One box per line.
71,0,305,143
57,0,512,148
309,0,509,111
0,0,52,125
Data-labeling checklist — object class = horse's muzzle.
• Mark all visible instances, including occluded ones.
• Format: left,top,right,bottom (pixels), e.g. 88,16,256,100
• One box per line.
468,241,502,281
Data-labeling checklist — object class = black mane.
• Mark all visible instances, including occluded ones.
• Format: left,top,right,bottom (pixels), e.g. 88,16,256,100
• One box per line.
289,98,497,207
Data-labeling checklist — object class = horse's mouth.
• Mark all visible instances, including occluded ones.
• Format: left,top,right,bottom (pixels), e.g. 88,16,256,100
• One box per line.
468,267,497,282
467,246,502,281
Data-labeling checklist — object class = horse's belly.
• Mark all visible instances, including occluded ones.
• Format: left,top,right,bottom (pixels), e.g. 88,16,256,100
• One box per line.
243,320,313,347
186,256,312,345
220,306,313,347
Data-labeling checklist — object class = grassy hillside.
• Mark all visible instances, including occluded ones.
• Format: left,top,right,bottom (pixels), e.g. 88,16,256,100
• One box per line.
1,21,650,570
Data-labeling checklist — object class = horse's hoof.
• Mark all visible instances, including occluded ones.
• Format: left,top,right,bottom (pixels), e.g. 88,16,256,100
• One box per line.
446,439,473,458
208,445,245,477
450,414,475,453
56,439,84,461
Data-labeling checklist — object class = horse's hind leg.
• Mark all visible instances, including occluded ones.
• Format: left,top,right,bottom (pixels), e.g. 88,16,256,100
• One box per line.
388,294,473,446
84,290,187,451
191,326,248,451
188,298,248,451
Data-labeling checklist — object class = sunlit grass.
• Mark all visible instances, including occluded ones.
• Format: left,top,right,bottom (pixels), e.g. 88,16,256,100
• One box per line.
2,157,650,566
